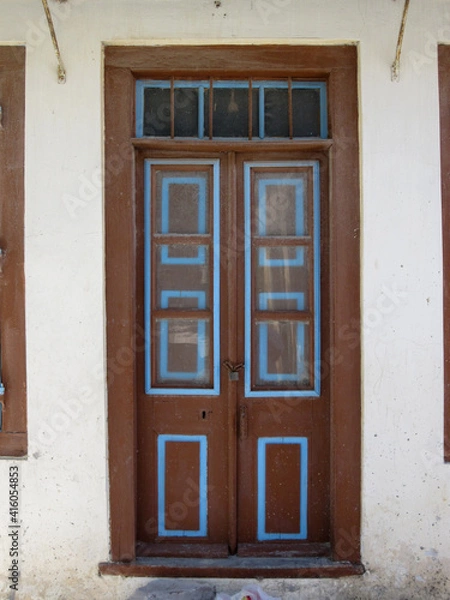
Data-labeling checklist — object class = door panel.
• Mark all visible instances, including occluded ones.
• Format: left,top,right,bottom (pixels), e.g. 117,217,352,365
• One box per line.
137,152,329,557
137,157,229,554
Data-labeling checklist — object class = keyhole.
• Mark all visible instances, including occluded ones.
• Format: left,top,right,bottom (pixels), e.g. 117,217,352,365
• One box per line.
201,410,207,420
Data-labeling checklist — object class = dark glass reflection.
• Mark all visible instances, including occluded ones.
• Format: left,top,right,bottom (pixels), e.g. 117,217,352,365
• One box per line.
204,88,259,138
174,88,199,137
293,89,321,137
264,88,289,137
143,88,171,136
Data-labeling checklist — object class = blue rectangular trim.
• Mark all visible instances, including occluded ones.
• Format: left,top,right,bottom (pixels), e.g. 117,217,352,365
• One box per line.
160,245,206,266
145,159,220,396
258,292,305,311
257,437,308,541
161,290,206,309
244,161,321,398
158,434,208,537
258,247,304,268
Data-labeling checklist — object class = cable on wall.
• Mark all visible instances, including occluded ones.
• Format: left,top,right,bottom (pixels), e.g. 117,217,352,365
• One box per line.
391,0,411,81
41,0,66,83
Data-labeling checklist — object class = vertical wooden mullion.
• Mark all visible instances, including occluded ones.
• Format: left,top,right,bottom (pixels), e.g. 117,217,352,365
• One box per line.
150,168,158,388
170,78,175,139
208,166,215,387
288,77,294,140
226,152,238,553
307,167,316,391
250,168,257,392
209,78,214,140
248,80,253,141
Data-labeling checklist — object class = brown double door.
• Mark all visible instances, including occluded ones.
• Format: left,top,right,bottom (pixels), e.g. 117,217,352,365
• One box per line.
136,149,330,558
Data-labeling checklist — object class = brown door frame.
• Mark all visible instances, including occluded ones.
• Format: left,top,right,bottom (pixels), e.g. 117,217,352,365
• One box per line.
103,44,361,573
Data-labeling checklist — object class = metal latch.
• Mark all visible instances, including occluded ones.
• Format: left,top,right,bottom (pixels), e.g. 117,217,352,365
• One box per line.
222,360,244,381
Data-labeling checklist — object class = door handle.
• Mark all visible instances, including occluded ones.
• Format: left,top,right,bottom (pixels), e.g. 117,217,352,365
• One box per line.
239,405,248,441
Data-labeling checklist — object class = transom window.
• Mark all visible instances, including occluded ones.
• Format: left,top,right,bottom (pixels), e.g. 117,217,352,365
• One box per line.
136,79,327,139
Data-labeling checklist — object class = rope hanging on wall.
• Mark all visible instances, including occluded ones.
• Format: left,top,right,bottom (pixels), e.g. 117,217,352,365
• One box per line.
41,0,66,83
391,0,411,81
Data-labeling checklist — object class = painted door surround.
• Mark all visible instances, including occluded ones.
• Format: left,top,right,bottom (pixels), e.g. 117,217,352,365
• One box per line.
102,44,362,578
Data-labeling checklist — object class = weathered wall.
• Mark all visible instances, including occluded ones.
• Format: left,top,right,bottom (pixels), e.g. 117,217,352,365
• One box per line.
0,0,449,598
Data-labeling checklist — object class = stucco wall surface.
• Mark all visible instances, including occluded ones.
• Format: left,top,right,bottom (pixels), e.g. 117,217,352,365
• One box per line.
0,0,449,598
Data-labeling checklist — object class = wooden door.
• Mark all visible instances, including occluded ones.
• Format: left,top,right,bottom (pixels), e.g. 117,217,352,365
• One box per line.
136,150,329,557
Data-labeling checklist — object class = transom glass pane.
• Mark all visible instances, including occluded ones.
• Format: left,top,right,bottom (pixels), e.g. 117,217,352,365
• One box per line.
137,80,327,139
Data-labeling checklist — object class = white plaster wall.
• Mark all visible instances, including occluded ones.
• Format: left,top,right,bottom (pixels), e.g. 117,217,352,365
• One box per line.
0,0,449,598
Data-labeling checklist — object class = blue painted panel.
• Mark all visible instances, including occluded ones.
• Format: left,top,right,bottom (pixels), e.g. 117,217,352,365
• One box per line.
258,178,305,236
145,159,220,396
258,292,305,311
258,322,306,382
257,437,308,541
244,161,321,398
161,176,207,234
158,434,208,537
258,247,304,268
161,290,206,309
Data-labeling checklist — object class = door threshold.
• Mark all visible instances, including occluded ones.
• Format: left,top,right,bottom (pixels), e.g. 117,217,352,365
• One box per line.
99,556,365,579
